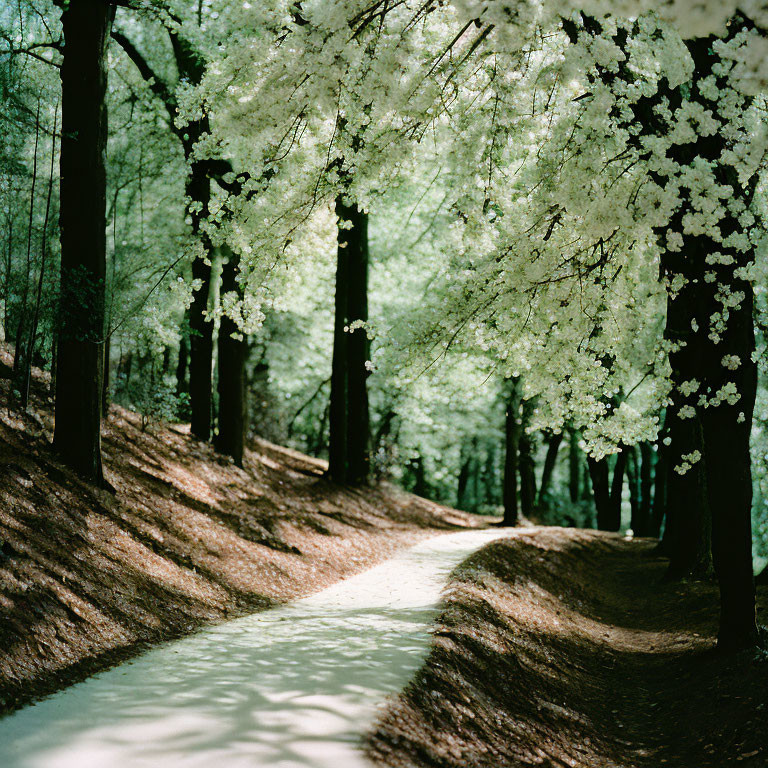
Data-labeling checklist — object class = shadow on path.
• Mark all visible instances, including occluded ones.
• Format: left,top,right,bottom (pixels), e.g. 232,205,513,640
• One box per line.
0,528,510,768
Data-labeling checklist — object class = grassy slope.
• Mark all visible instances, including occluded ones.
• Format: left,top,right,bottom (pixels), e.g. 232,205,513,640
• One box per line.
0,349,483,715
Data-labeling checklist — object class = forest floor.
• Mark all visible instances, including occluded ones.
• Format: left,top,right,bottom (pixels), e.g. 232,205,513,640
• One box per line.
0,347,483,716
367,528,768,768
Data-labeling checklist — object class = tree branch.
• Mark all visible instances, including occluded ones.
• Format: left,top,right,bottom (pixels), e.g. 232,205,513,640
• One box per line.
0,38,62,68
111,29,177,120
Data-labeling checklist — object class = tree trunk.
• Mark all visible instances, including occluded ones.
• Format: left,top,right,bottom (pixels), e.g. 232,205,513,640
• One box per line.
651,426,668,541
660,201,712,577
537,431,563,509
662,35,755,646
587,456,611,530
345,204,370,484
502,377,522,525
119,351,133,391
215,247,248,467
187,163,213,441
161,345,171,375
175,320,189,397
627,446,641,533
607,448,627,532
568,429,581,504
571,20,760,646
49,334,56,398
691,33,758,648
637,442,654,537
328,197,370,484
664,380,711,578
328,198,350,483
53,0,114,485
463,437,482,512
519,399,537,520
410,456,428,497
701,276,758,650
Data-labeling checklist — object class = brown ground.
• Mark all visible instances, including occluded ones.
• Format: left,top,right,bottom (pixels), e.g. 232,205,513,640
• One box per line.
0,348,483,715
367,528,768,768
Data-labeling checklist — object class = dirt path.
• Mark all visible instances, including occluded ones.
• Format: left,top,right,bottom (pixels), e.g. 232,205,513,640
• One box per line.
0,528,510,768
367,528,768,768
0,350,484,715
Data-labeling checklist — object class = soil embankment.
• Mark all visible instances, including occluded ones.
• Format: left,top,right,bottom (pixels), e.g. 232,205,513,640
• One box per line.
367,528,768,768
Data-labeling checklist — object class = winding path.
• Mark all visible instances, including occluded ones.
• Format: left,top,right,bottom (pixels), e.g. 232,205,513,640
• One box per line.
0,527,509,768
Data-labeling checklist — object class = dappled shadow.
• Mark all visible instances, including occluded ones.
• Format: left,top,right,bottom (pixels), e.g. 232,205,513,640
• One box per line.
0,529,509,768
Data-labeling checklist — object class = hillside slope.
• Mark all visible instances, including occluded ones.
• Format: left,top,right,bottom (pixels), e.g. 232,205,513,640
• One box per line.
367,529,768,768
0,351,482,715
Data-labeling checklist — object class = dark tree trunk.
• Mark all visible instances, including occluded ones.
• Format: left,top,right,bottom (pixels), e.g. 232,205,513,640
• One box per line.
519,399,537,520
581,458,593,502
537,431,563,509
215,248,248,467
53,0,114,484
464,437,481,512
410,456,428,497
587,456,611,530
691,34,758,649
701,277,758,650
187,164,213,441
328,199,350,482
49,334,56,398
659,143,712,577
664,284,711,578
568,429,581,504
627,446,641,533
651,426,668,541
469,439,482,511
566,15,760,649
370,407,396,477
328,197,370,484
175,321,189,397
502,377,522,525
637,442,654,537
345,204,370,484
606,448,627,532
664,35,755,645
